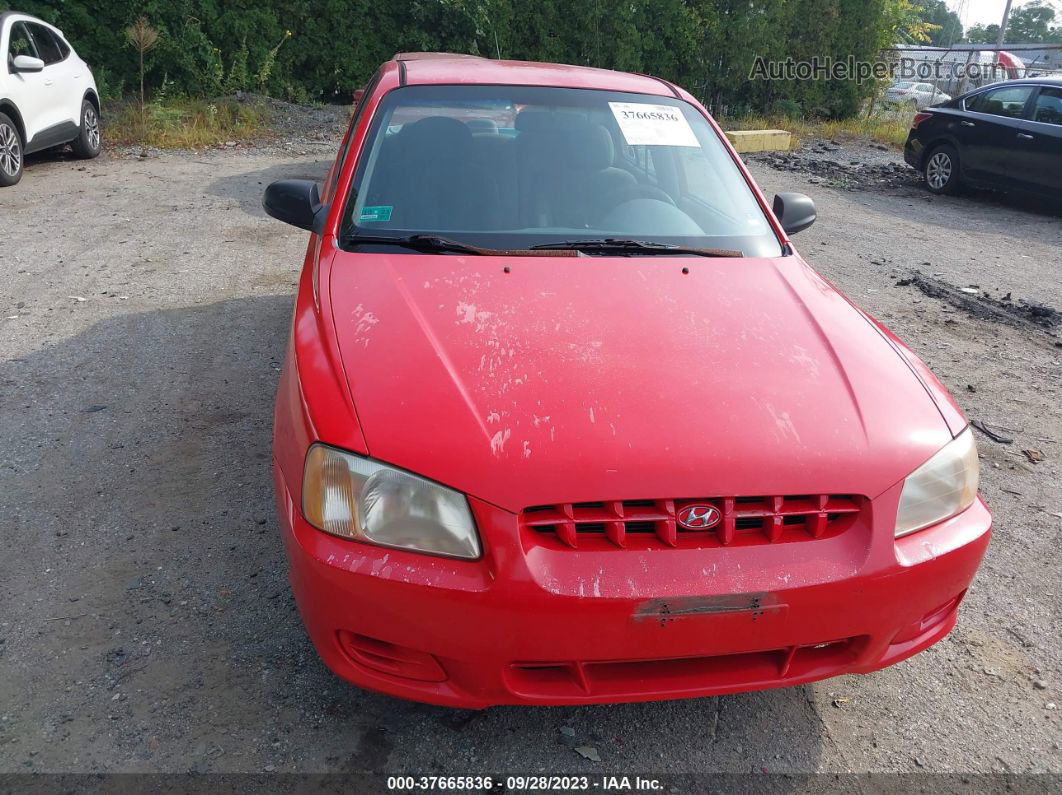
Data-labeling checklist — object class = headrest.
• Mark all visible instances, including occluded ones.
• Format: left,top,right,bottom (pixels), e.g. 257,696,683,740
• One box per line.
397,116,473,159
466,118,499,134
515,111,615,171
579,124,615,171
515,110,588,133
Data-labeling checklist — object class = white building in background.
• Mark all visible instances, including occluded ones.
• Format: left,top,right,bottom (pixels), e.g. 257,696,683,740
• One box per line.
1013,46,1062,75
892,44,1061,94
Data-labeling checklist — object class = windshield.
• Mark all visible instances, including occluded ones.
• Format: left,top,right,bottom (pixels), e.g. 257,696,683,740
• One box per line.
341,85,782,257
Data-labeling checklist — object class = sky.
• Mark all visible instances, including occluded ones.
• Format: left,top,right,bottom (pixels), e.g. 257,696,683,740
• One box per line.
952,0,1062,28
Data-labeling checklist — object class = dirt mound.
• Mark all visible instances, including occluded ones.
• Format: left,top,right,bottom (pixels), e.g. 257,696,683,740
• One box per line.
747,138,919,191
225,93,351,143
896,270,1061,331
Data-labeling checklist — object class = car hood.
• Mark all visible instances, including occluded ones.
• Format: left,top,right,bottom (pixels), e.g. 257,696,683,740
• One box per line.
328,252,953,512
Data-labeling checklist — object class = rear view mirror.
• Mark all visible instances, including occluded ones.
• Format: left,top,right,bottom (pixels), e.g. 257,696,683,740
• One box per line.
12,55,45,73
772,192,816,236
263,180,327,233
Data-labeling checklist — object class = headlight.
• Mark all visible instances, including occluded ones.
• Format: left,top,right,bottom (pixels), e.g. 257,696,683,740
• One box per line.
301,443,481,559
895,427,979,538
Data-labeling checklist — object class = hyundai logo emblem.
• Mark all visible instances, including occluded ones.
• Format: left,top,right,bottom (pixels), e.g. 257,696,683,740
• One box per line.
676,504,721,530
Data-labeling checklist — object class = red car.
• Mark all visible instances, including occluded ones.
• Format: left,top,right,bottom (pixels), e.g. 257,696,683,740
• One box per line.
265,53,990,708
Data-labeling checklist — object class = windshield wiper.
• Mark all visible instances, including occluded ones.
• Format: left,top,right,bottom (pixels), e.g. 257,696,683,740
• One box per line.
530,238,744,257
345,234,577,257
345,234,489,255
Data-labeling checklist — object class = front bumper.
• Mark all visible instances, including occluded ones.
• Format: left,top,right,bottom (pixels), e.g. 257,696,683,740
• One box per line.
274,463,990,708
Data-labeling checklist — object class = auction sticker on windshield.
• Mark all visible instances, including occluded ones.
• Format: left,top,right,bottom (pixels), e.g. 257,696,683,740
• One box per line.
359,205,394,222
609,102,700,147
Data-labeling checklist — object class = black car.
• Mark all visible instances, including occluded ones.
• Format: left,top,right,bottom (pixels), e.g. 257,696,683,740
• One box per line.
904,77,1061,198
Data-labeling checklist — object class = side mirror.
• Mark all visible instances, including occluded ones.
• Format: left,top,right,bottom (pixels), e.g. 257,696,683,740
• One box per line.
772,192,816,236
12,55,45,73
263,179,327,233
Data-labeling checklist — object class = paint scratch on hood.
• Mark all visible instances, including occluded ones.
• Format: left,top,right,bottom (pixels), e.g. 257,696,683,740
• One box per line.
490,428,512,456
456,301,495,332
351,304,380,347
763,400,801,444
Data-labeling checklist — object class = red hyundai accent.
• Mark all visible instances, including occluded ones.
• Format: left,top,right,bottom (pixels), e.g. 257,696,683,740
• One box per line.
264,53,990,707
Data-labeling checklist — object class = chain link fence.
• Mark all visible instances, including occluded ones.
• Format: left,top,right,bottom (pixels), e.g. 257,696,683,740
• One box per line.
889,44,1062,99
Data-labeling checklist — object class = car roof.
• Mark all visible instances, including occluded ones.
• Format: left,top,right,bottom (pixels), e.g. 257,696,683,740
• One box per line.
1010,75,1062,85
0,10,58,30
953,76,1062,101
972,76,1062,89
391,52,679,97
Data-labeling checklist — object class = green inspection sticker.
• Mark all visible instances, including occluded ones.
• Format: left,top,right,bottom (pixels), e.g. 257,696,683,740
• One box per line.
359,205,393,222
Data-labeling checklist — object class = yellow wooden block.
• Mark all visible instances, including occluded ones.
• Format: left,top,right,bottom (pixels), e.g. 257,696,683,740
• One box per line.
724,129,792,153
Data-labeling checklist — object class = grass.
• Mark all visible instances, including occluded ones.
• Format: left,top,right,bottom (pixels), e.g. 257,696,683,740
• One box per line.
719,108,914,150
103,97,270,148
102,94,913,152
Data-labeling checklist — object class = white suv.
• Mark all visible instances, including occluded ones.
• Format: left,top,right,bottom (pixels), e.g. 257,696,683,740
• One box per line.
0,11,101,187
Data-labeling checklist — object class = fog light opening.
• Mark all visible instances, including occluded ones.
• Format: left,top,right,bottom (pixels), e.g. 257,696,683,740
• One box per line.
891,591,967,645
336,631,447,683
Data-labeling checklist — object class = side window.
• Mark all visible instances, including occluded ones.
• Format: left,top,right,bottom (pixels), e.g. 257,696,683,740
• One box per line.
970,86,1033,119
1031,87,1062,126
54,34,71,60
27,24,64,65
8,22,38,63
325,72,382,202
324,117,359,203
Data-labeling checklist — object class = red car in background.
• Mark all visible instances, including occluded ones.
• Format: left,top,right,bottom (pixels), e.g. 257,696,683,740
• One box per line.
264,53,990,708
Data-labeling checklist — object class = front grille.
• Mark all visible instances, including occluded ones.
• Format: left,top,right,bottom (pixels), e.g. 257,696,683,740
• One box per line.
521,495,862,550
505,636,868,700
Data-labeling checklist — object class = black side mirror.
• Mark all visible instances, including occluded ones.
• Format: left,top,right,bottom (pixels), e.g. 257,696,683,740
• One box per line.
772,192,816,236
263,180,327,233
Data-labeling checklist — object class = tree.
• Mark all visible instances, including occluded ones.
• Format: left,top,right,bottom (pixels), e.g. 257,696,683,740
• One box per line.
966,1,1062,44
917,0,963,46
125,16,158,121
690,0,777,115
1006,1,1062,42
17,0,915,118
965,23,1000,44
887,0,942,44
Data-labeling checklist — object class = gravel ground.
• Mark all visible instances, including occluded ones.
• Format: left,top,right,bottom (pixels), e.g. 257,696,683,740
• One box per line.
0,131,1060,785
745,137,919,191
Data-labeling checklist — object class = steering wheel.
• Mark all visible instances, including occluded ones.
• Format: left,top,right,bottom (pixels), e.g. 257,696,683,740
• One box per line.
610,184,676,207
593,184,677,227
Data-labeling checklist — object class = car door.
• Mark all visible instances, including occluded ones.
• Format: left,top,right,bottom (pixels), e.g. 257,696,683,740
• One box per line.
31,25,82,125
960,84,1036,189
1017,85,1062,196
915,83,934,108
24,22,77,141
3,20,53,143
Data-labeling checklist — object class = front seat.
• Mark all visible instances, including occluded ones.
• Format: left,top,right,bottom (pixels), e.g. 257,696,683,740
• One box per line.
516,112,636,229
373,116,498,231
